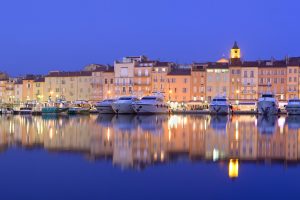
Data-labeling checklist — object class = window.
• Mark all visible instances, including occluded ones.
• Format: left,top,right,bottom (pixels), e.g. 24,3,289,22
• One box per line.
250,71,254,78
244,71,247,78
182,88,187,93
184,78,188,83
145,69,149,76
162,68,166,72
105,79,108,84
110,79,113,84
56,88,59,92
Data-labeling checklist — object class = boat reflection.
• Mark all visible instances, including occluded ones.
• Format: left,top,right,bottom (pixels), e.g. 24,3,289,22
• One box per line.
0,114,300,174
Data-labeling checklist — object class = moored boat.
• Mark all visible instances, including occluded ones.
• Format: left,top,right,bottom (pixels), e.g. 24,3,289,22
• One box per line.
209,96,231,115
132,93,169,114
286,98,300,115
257,93,279,115
95,99,116,114
42,99,69,114
111,96,139,114
68,100,91,114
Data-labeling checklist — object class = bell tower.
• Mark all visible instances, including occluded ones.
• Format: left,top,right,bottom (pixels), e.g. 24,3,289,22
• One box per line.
230,41,241,59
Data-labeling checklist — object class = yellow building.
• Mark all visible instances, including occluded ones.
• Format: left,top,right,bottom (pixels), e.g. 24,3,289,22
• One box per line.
22,75,36,102
151,61,173,95
240,62,259,100
133,61,153,98
33,77,46,102
45,71,92,101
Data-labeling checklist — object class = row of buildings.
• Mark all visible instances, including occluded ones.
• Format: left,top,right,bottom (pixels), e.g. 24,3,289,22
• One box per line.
1,42,300,105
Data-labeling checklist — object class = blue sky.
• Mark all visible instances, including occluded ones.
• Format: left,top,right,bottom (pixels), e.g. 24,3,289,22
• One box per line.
0,0,299,76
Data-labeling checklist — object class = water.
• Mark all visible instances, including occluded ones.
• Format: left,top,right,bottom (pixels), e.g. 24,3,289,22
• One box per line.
1,114,300,199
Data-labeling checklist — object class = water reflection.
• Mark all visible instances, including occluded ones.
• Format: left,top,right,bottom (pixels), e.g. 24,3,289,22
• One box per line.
1,114,300,175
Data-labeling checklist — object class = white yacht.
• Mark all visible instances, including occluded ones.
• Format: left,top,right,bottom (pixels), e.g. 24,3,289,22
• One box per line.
286,98,300,115
257,93,279,115
95,99,115,114
111,96,139,114
209,96,231,115
132,93,169,114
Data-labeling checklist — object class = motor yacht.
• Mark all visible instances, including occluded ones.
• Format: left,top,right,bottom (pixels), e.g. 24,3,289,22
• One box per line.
286,98,300,115
111,96,139,114
257,93,279,115
95,99,116,114
209,96,231,115
132,93,169,114
68,100,91,114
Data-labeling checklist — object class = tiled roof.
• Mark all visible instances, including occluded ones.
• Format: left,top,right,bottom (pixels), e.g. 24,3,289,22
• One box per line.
207,62,229,69
46,71,92,77
242,61,259,67
167,68,191,76
34,77,45,82
93,66,114,72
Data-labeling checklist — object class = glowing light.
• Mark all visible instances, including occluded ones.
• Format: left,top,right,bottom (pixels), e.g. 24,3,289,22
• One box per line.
278,117,285,134
107,127,111,141
229,159,239,178
213,148,219,161
161,151,165,161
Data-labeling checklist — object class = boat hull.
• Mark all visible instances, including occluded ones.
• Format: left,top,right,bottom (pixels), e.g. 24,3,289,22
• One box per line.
42,107,68,114
68,108,90,115
111,102,135,114
286,105,300,115
209,105,230,115
132,104,169,114
96,106,115,114
257,101,278,115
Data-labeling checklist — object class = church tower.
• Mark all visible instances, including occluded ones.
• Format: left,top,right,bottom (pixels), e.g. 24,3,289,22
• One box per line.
230,41,241,59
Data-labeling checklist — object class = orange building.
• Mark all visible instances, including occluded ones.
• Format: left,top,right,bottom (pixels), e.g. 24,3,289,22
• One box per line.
257,60,287,101
167,68,191,103
191,63,207,103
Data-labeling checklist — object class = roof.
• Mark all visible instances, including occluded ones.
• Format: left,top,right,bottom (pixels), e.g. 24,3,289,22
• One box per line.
167,68,191,76
232,41,239,49
34,77,45,82
93,66,114,72
242,61,259,67
46,71,92,77
191,63,207,71
207,62,229,69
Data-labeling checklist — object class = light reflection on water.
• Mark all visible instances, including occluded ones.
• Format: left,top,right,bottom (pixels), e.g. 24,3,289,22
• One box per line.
1,114,300,176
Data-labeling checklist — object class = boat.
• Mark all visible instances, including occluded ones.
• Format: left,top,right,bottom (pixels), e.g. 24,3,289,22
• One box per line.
68,100,91,114
42,99,69,114
19,101,37,115
286,98,300,115
95,99,116,114
257,93,279,115
209,96,231,115
111,96,139,114
132,93,169,114
0,107,14,114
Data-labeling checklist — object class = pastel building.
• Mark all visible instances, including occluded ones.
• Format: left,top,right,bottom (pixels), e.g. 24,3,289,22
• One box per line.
45,71,92,102
191,63,207,102
167,68,191,102
91,66,114,101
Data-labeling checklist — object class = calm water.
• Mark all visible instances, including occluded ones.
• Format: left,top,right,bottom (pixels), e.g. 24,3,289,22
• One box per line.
1,114,300,199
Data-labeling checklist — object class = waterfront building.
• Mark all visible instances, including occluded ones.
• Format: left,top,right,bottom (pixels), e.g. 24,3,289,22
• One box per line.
44,71,92,102
91,66,114,101
167,68,191,103
0,77,8,103
114,56,146,97
286,59,299,99
240,62,259,100
133,60,154,98
151,61,173,95
191,63,207,103
257,60,287,101
14,79,23,103
206,62,230,102
33,77,45,102
22,75,38,102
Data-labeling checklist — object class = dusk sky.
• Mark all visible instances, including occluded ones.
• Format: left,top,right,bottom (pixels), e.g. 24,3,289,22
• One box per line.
1,0,299,76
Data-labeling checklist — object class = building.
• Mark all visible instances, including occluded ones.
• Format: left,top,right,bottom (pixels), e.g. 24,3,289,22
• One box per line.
167,68,191,103
114,56,147,97
191,63,207,102
44,71,92,102
206,62,230,102
91,66,114,101
257,60,287,101
151,61,173,95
